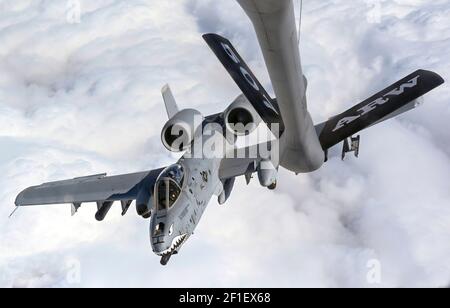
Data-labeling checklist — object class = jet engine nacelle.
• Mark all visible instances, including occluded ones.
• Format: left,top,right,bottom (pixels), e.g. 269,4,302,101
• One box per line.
224,95,262,136
161,109,204,152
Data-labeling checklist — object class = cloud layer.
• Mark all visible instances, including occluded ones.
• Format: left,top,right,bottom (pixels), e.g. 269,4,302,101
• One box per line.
0,0,449,287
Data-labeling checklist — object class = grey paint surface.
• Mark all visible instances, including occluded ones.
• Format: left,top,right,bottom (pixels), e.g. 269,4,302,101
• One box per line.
237,0,325,173
15,170,164,206
12,0,444,265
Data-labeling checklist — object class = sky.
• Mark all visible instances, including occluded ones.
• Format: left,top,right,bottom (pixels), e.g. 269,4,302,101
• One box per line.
0,0,449,288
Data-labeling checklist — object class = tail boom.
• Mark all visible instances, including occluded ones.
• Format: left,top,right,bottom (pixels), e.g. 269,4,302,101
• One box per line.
237,0,325,173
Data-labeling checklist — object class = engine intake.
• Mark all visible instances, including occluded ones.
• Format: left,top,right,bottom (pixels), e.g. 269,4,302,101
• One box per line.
224,95,261,136
161,109,203,152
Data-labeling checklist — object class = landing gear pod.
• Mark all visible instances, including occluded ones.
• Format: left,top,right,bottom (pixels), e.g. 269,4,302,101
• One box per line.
136,185,153,219
218,178,236,205
258,160,278,188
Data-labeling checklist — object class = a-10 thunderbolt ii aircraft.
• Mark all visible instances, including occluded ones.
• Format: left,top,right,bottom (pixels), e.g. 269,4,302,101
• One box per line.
14,0,444,265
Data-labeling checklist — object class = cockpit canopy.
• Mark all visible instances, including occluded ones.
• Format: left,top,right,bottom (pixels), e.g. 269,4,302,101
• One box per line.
155,164,185,211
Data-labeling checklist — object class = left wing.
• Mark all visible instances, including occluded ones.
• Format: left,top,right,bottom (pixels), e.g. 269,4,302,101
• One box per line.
15,168,164,218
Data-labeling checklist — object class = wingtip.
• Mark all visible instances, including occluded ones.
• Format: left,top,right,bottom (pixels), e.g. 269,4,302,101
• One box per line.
428,70,445,87
14,190,25,207
417,69,445,85
161,83,170,93
11,190,26,217
202,33,228,42
14,186,34,207
202,33,214,39
435,72,445,85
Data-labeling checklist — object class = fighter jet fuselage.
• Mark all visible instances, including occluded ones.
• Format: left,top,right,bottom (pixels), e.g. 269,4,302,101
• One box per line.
13,0,444,266
150,125,226,265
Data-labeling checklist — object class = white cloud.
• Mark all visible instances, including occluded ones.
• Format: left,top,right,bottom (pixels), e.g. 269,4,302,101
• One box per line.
0,0,449,287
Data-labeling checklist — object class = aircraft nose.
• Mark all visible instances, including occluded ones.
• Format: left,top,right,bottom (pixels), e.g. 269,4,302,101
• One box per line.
150,221,170,252
152,241,167,253
151,233,170,253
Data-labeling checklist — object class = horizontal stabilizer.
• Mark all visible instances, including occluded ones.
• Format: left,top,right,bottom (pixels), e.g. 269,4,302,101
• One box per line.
203,33,285,134
317,69,444,150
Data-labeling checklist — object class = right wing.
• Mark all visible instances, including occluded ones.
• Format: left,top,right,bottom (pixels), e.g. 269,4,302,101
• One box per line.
219,140,279,180
15,168,164,216
316,69,445,150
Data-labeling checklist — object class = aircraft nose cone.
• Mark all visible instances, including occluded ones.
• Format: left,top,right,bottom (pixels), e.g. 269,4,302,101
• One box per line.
152,242,169,255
